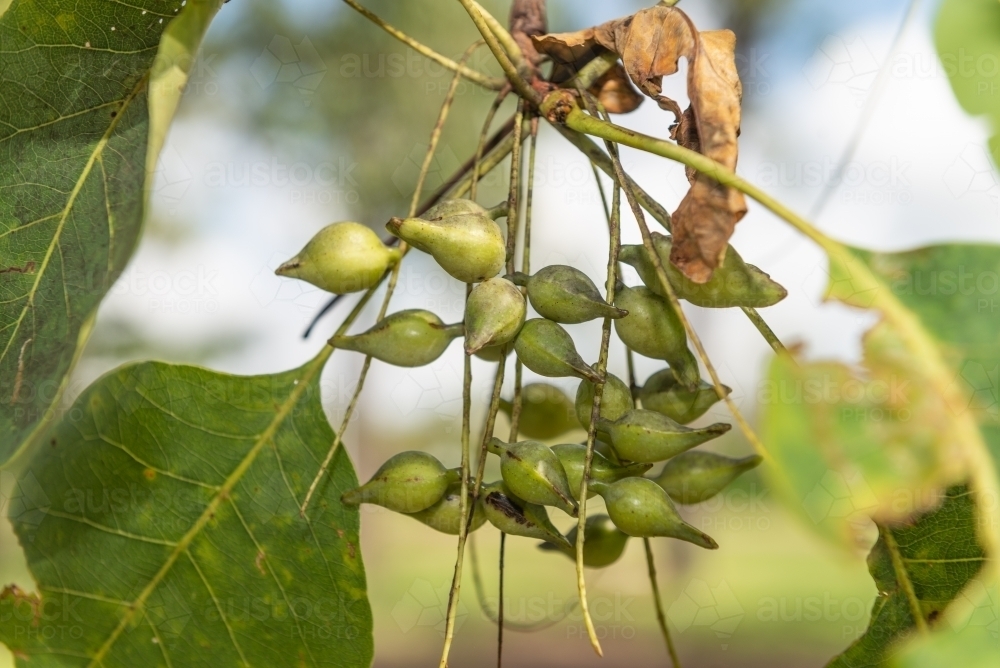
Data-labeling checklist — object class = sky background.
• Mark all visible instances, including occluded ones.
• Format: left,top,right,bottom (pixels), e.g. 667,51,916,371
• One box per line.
3,0,997,666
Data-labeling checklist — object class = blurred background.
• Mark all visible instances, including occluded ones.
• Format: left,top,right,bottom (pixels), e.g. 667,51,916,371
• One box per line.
3,0,999,665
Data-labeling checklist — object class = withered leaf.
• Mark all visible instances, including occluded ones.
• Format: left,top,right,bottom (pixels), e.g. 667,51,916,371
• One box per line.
534,6,746,283
591,63,644,114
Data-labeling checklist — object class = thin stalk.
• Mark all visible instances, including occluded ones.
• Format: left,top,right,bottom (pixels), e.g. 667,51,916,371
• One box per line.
644,538,681,667
505,100,525,272
440,351,509,668
882,524,929,634
551,95,1000,570
341,0,504,90
472,93,510,201
456,0,541,104
469,0,528,75
575,179,622,658
300,46,472,516
522,116,538,276
497,531,506,668
740,306,786,354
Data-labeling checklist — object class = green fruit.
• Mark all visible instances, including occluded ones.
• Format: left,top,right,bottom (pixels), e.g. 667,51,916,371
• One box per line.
638,369,728,424
510,266,626,324
330,309,463,367
575,373,634,430
275,221,401,294
498,383,580,440
551,443,652,500
537,515,630,568
614,285,699,389
481,481,572,549
598,409,730,463
590,478,718,549
653,452,762,504
514,318,602,383
487,438,577,516
465,277,526,354
406,481,487,534
618,232,787,308
341,451,458,513
386,198,505,282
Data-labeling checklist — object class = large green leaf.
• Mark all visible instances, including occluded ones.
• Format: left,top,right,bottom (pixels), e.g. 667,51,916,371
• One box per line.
0,357,373,667
0,0,221,466
936,0,1000,162
828,486,987,667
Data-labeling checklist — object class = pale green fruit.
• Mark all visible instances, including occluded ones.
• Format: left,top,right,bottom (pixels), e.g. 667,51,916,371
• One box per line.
276,221,400,294
386,198,505,282
481,481,572,549
474,343,511,363
330,309,463,367
614,285,699,389
590,478,718,549
406,482,487,534
551,443,652,500
487,438,577,516
498,383,580,440
511,266,625,324
465,278,526,354
514,318,602,383
618,232,787,308
342,451,458,513
638,369,728,424
537,515,630,568
598,409,730,463
653,452,762,504
575,373,634,430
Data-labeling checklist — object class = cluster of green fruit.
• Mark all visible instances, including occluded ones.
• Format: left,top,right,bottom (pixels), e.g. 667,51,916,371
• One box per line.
276,198,780,565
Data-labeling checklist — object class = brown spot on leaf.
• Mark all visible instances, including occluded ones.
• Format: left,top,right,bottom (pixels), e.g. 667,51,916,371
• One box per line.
255,551,267,576
0,261,36,275
347,541,356,559
143,468,156,481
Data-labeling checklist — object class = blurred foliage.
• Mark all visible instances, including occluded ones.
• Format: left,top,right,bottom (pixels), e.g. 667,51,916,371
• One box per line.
202,0,515,225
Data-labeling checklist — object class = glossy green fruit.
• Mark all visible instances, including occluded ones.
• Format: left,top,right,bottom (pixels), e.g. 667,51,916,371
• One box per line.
551,443,652,500
613,285,699,389
618,232,787,308
653,452,762,504
487,438,577,516
537,515,630,568
275,221,401,295
638,369,728,424
598,409,731,463
342,451,459,513
465,277,526,354
498,383,580,440
590,478,718,549
330,309,463,367
509,266,626,324
481,481,572,549
514,318,602,383
386,198,505,282
406,481,487,534
575,373,634,430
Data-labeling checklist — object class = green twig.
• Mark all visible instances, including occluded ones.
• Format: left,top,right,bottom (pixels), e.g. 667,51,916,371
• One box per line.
644,538,681,667
456,0,541,104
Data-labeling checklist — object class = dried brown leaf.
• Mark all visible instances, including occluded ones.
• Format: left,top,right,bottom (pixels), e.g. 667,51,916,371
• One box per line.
590,63,644,114
534,6,747,283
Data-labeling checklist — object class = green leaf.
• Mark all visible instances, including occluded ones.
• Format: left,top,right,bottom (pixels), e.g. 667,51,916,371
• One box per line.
761,323,964,546
936,0,1000,163
0,356,374,667
828,486,987,667
0,0,221,466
